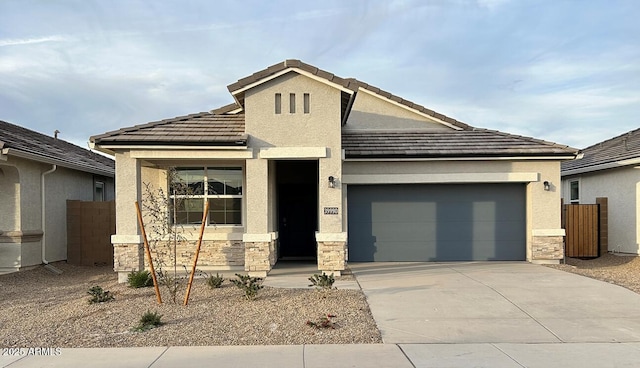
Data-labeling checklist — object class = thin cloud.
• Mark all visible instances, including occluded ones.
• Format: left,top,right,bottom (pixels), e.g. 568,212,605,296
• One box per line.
0,35,69,47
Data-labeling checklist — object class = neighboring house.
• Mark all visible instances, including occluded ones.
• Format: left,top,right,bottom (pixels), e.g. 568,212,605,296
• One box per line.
0,120,115,273
91,59,577,282
561,128,640,255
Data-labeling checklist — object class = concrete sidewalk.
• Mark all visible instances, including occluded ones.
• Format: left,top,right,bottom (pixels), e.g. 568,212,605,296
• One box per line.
4,343,640,368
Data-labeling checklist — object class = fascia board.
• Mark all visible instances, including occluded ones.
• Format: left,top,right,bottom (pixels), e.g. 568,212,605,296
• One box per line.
561,157,640,176
344,155,577,162
5,148,114,177
230,68,354,96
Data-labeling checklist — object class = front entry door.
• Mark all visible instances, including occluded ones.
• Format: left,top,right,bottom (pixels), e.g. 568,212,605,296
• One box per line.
277,161,318,259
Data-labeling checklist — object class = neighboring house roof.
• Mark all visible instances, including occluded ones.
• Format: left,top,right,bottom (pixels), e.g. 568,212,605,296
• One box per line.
91,59,577,159
0,120,114,176
91,113,246,147
562,127,640,176
343,130,577,159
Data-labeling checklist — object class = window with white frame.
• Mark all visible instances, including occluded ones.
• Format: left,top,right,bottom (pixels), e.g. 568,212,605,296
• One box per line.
170,167,242,225
569,179,580,204
94,180,105,201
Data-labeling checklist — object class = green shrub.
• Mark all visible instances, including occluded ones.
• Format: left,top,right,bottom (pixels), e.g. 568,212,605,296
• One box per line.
230,273,263,300
87,285,114,304
127,270,154,288
206,273,225,289
308,273,335,290
132,310,164,332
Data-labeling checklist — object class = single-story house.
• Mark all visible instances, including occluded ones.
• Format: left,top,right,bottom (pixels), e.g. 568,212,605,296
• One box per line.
561,128,640,254
0,120,115,273
90,59,577,281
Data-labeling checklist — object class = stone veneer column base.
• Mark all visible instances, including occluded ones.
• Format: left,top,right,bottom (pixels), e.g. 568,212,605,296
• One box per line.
531,232,564,264
243,233,276,278
315,232,348,276
317,241,347,276
113,243,144,283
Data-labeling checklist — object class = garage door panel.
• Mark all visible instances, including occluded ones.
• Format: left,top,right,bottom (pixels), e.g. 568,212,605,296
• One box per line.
347,184,526,262
370,201,437,222
370,222,437,242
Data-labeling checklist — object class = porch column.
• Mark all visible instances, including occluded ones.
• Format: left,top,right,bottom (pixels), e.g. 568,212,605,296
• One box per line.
111,151,144,282
316,152,347,275
243,158,275,277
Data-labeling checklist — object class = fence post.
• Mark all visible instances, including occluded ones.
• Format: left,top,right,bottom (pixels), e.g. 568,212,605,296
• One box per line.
596,197,608,255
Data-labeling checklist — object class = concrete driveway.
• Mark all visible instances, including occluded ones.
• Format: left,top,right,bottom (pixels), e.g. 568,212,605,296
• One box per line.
350,262,640,344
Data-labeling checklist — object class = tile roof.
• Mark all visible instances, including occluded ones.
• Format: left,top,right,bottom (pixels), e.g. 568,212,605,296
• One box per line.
342,130,578,158
90,112,247,146
92,60,576,160
562,127,640,174
0,120,114,176
227,59,471,130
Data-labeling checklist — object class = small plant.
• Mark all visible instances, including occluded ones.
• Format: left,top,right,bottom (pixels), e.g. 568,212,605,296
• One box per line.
132,310,164,332
230,273,263,300
127,270,154,288
306,314,337,329
308,273,336,290
206,273,225,289
87,285,114,304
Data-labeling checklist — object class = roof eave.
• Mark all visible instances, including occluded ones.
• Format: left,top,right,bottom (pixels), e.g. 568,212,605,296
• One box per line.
4,148,114,177
562,157,640,176
345,154,578,161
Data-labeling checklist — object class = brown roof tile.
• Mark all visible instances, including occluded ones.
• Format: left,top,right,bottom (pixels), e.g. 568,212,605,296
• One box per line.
342,130,578,158
0,120,114,175
562,127,640,173
91,112,247,146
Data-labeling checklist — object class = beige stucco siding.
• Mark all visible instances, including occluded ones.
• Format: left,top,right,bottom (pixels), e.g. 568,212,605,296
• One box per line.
563,167,640,254
0,164,20,231
0,155,113,272
244,72,344,234
345,89,453,131
44,166,98,261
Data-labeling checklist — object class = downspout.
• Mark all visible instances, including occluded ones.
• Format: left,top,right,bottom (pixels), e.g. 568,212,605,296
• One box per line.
41,164,57,265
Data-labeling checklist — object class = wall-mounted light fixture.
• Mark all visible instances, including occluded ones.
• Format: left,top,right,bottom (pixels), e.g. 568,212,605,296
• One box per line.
543,181,551,191
328,176,336,188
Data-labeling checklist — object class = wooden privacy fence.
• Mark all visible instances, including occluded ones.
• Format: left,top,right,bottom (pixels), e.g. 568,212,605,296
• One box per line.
67,200,116,266
563,204,600,258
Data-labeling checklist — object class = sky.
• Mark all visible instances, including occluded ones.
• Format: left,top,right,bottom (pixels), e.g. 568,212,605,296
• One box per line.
1,0,639,151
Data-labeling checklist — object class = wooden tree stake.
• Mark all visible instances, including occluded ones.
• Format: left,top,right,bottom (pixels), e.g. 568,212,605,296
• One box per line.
135,201,162,304
183,200,210,306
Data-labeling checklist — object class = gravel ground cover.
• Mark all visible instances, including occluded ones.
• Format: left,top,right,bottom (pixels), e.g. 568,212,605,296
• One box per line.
545,253,640,294
0,263,382,348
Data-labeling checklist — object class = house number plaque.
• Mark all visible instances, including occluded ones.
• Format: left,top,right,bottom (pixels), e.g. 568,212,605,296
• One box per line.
324,207,339,215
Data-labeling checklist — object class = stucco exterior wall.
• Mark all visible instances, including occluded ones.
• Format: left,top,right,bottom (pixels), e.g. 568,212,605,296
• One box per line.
0,155,114,272
244,72,344,234
0,164,20,231
563,167,640,254
345,90,452,131
44,166,96,262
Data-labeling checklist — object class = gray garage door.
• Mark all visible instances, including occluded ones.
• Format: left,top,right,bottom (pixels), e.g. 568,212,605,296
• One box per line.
347,184,526,261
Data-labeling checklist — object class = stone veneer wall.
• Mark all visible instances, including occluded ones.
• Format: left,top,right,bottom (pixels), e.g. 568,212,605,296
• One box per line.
531,236,564,261
113,243,144,273
114,241,244,283
317,241,347,275
244,241,276,276
143,240,245,268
